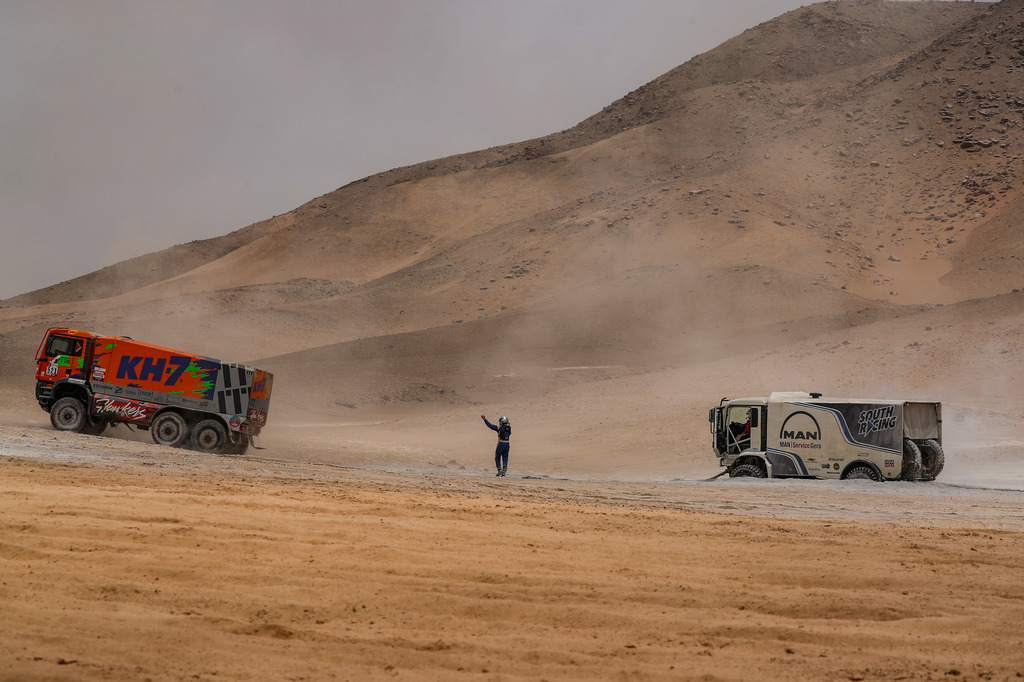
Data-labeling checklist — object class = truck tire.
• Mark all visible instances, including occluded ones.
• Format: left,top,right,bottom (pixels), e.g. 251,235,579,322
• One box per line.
151,411,189,448
918,439,945,480
50,396,87,432
191,419,227,453
901,438,922,481
730,463,765,478
844,465,880,481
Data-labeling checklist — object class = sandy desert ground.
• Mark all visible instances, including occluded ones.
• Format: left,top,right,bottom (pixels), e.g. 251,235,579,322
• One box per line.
3,396,1024,682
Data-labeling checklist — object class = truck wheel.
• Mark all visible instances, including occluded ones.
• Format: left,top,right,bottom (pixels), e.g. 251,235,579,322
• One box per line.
50,397,87,432
844,465,880,481
918,439,945,480
191,419,227,453
151,412,189,448
901,438,922,481
730,463,765,478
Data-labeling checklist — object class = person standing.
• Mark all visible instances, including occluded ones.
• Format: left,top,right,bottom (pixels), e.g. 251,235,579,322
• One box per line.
481,415,511,476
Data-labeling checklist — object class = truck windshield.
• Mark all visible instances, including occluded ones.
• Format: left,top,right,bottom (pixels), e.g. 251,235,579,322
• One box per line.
45,335,83,358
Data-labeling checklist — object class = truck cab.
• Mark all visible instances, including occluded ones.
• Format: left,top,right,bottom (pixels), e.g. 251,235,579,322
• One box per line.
710,399,765,458
34,328,99,410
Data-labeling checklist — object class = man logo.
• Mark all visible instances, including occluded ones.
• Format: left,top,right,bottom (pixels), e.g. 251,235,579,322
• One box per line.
779,411,821,441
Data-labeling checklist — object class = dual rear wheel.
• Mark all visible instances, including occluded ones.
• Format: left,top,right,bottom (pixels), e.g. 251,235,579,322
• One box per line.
151,411,239,454
902,437,945,480
917,438,945,479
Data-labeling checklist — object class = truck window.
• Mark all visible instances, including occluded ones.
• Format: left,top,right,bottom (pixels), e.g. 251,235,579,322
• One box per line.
728,406,751,431
727,406,753,453
45,335,83,358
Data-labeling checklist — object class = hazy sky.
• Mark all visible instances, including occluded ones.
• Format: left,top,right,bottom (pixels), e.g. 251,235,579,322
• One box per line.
2,0,825,300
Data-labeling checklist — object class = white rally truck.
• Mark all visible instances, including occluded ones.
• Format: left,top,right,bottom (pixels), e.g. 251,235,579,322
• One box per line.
709,392,944,481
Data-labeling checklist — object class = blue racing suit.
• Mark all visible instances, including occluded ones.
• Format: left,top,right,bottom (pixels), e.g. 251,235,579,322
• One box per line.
483,418,511,474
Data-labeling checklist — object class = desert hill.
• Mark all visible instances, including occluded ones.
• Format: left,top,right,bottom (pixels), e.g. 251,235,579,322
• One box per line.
2,0,1021,476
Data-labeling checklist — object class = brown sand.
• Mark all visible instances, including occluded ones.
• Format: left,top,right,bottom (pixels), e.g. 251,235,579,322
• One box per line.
3,424,1024,682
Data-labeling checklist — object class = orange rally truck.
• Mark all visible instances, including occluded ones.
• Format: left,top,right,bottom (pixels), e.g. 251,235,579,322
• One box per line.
34,327,272,454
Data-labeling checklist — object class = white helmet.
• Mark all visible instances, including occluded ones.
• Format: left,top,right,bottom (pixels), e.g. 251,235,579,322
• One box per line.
499,416,509,426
